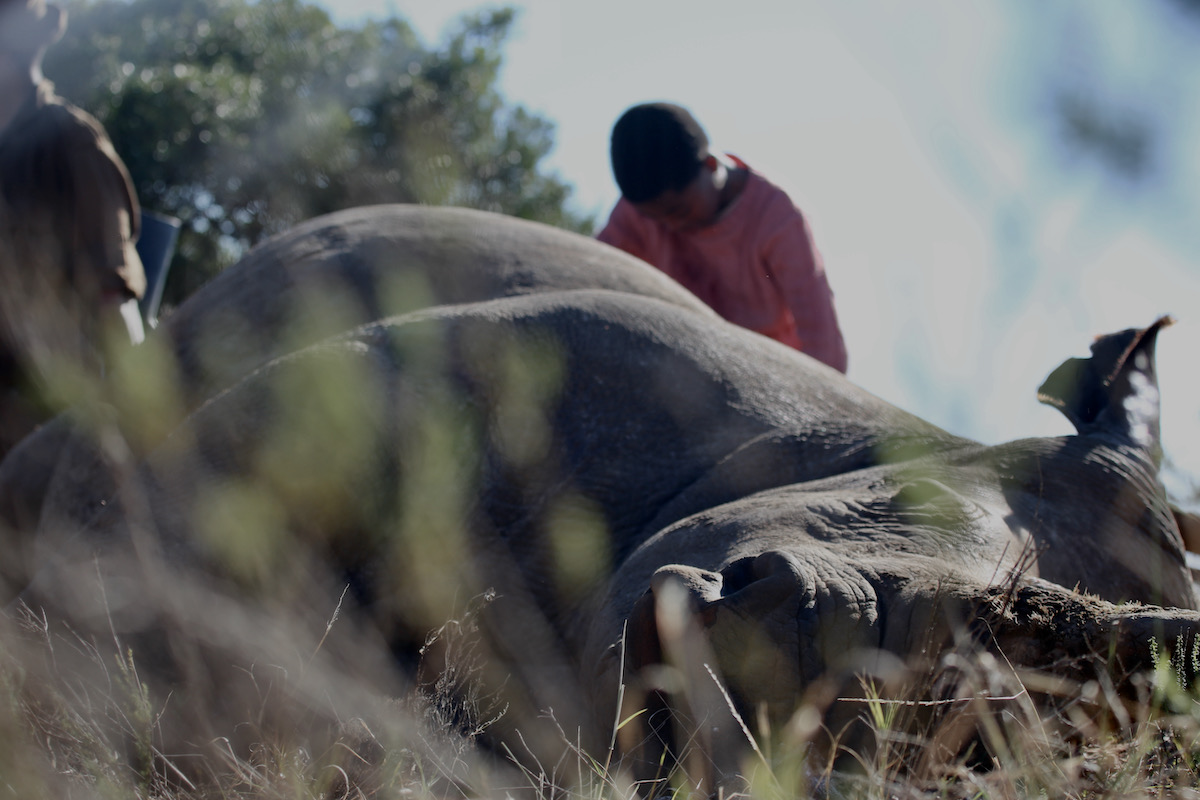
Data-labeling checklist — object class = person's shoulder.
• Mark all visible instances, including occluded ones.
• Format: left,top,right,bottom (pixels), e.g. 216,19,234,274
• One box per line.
727,161,805,227
9,86,105,152
733,162,794,205
41,81,111,133
48,95,109,145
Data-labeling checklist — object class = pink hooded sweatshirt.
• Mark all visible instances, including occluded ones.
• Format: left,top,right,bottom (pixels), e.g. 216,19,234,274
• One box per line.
598,157,847,373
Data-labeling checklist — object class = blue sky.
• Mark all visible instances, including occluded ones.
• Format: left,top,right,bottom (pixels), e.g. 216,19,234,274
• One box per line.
321,0,1200,496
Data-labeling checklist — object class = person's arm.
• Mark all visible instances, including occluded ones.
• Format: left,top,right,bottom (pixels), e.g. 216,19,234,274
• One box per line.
62,113,145,303
761,212,848,373
55,108,146,346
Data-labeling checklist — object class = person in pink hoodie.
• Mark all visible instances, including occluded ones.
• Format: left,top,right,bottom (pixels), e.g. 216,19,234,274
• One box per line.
597,102,847,373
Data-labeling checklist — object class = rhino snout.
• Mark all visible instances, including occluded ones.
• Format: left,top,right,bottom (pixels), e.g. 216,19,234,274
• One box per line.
629,551,883,715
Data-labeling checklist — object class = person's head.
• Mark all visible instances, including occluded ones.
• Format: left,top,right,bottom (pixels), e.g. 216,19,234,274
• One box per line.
609,102,728,231
0,0,66,73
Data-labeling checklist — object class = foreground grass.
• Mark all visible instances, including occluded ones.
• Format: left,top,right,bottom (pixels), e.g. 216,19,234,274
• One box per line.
3,597,1200,800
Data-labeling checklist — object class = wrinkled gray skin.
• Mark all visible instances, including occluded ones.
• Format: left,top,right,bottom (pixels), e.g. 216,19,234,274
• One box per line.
4,206,1198,790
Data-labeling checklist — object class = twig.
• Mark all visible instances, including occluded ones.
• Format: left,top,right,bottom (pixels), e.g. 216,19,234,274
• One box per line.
703,663,769,769
836,691,1029,707
304,583,349,675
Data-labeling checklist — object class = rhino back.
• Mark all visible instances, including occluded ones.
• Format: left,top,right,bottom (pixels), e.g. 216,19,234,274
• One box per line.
3,207,723,589
161,205,714,416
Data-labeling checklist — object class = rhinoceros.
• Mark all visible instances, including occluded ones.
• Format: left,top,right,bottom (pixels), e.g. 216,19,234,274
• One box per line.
3,205,1197,793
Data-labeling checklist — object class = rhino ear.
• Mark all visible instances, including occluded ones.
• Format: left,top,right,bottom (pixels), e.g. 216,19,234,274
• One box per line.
1037,316,1173,451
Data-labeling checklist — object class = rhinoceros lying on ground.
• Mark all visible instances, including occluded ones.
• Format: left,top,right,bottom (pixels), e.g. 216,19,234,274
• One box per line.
4,205,1197,793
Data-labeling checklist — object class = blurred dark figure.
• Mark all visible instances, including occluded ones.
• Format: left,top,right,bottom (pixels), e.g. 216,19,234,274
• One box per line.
0,0,145,460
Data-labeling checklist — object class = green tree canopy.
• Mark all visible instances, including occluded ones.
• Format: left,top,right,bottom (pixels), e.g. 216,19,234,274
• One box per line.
45,0,592,303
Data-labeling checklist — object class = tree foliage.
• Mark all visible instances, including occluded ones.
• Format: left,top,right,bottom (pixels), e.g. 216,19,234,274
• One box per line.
44,0,592,303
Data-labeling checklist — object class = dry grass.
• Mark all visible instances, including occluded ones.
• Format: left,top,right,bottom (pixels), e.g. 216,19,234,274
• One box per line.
0,594,510,800
1,585,1200,800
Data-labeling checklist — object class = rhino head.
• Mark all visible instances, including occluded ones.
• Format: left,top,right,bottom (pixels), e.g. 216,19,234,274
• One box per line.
583,316,1197,791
